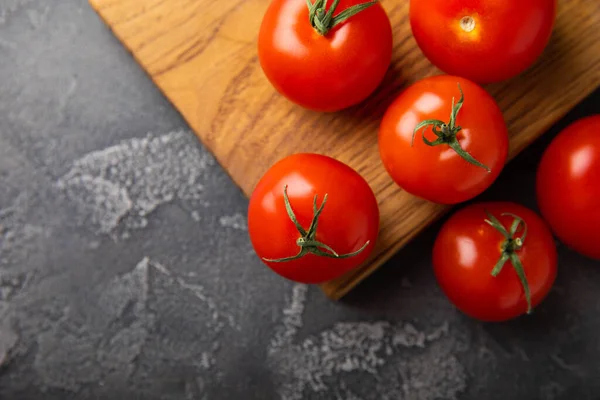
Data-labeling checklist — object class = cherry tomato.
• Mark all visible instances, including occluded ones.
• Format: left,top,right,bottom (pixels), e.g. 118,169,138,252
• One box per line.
433,202,557,322
410,0,557,84
248,153,380,283
536,115,600,260
378,75,509,205
257,0,393,112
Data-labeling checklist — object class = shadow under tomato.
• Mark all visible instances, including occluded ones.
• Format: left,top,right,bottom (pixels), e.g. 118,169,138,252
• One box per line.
339,215,446,313
338,62,409,126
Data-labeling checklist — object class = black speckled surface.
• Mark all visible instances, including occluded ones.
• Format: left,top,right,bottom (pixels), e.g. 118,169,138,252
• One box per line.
1,1,599,399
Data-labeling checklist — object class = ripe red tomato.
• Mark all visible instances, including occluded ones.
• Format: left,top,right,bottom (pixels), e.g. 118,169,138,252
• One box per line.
409,0,557,84
378,75,509,204
536,115,600,260
257,0,393,112
433,202,557,322
248,153,380,283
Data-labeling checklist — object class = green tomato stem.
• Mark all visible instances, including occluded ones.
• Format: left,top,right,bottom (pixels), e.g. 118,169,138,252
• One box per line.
262,185,370,263
307,0,378,36
484,210,532,314
412,83,491,172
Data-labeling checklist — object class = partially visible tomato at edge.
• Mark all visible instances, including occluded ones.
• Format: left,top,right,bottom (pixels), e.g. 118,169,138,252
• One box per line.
409,0,557,84
247,153,380,284
536,115,600,260
433,202,558,322
378,75,509,205
257,0,393,112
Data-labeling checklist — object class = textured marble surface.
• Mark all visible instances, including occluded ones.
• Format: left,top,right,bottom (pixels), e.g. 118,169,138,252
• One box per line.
1,1,599,399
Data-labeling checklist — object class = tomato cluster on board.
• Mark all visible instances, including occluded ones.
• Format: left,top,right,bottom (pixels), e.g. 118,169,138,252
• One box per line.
247,0,600,322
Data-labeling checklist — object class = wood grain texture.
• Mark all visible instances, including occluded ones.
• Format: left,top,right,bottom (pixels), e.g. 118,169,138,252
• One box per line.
89,0,600,299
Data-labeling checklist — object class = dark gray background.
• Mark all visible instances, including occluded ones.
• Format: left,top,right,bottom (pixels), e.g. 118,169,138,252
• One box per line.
1,1,599,399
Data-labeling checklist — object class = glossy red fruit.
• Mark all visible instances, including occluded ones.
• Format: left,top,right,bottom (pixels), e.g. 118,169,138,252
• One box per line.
536,115,600,260
378,75,509,204
410,0,557,84
248,153,380,283
433,202,557,322
258,0,393,112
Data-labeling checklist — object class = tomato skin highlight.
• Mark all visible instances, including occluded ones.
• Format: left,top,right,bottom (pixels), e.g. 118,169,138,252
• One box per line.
257,0,393,112
433,202,557,322
536,115,600,260
409,0,557,84
378,75,509,205
247,153,380,284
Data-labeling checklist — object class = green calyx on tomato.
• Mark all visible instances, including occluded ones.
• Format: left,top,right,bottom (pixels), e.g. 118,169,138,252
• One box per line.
411,83,491,172
263,184,370,263
484,210,532,314
307,0,377,36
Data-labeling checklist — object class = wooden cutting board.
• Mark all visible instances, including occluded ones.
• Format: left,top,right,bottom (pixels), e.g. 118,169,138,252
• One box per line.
89,0,600,300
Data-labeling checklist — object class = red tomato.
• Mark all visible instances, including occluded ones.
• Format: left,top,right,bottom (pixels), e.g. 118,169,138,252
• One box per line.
248,153,380,283
433,202,557,322
257,0,393,112
378,75,509,204
409,0,557,84
536,115,600,260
